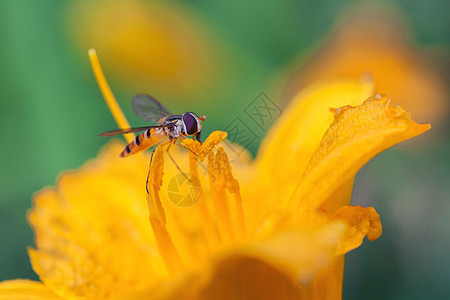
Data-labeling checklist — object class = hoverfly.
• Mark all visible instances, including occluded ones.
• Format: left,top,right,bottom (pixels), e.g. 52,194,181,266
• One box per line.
100,94,206,191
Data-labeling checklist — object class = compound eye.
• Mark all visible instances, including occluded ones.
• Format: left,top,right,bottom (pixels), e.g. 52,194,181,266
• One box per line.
183,113,198,135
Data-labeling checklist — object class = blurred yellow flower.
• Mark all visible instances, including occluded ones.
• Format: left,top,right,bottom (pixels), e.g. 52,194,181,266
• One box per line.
70,0,219,99
0,53,430,299
283,9,448,126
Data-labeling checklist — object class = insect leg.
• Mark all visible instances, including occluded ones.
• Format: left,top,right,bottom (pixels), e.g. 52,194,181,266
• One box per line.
195,132,202,144
145,148,156,195
172,142,199,158
166,141,192,182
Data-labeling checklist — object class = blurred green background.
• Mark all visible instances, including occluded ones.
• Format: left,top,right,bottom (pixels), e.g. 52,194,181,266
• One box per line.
0,0,448,299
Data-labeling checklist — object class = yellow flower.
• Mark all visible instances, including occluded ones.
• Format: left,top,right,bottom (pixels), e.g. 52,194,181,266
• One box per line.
283,8,448,126
69,0,218,100
0,51,429,299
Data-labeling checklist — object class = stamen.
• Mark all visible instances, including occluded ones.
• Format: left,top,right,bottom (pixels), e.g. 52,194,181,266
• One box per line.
147,146,185,276
187,151,220,247
216,147,246,239
88,49,134,144
183,135,245,243
148,212,185,277
182,131,227,161
233,192,246,239
198,131,227,161
208,151,234,243
147,147,165,222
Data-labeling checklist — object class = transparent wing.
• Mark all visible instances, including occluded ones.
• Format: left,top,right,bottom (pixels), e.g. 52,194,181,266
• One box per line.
132,94,172,122
99,124,173,137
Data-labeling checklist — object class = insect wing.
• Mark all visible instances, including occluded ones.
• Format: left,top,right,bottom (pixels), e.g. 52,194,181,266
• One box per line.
132,94,172,122
99,124,173,137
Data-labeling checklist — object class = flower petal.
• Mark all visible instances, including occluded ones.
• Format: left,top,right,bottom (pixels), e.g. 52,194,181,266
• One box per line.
199,255,305,299
0,280,61,300
243,79,373,231
122,222,348,300
289,95,430,215
257,78,373,185
199,222,347,299
253,79,373,216
28,142,168,299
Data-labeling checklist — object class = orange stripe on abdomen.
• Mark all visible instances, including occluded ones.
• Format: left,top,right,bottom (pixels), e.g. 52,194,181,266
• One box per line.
120,128,166,157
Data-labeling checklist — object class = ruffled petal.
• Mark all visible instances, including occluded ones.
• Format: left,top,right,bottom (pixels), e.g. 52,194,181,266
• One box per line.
0,280,61,300
243,79,373,232
289,95,430,216
28,142,167,299
246,79,374,225
257,78,374,187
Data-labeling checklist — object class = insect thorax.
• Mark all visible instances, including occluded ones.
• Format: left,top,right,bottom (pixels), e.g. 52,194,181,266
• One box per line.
163,115,185,138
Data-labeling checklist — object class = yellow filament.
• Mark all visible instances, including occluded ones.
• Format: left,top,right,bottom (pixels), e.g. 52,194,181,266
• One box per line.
147,146,184,276
233,190,246,240
209,189,233,243
188,151,220,247
208,152,234,243
216,147,246,239
88,49,134,144
148,214,185,277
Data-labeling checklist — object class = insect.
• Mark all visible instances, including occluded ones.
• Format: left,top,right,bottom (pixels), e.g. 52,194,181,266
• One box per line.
100,94,206,191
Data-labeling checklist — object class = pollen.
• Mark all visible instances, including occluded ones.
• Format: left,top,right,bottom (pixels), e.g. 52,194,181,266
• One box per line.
147,146,165,222
148,146,164,190
182,131,227,160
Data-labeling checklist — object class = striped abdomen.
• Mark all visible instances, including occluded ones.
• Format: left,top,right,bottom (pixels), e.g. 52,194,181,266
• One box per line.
120,128,166,157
